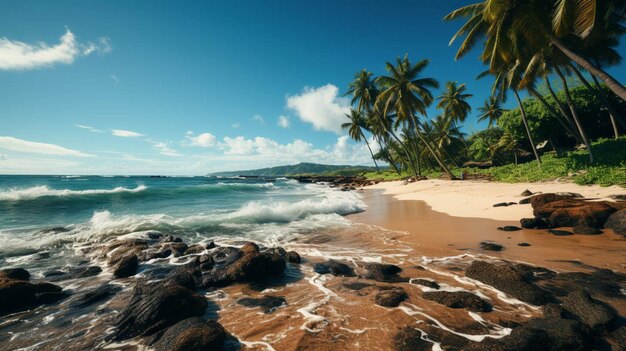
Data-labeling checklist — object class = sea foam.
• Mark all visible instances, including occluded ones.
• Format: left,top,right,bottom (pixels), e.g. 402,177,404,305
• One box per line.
0,185,147,201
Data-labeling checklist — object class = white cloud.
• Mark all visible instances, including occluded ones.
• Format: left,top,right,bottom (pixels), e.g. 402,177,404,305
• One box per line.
151,141,181,157
0,136,91,156
222,136,255,155
277,115,290,128
75,124,104,133
111,129,144,138
286,84,351,134
0,29,111,71
185,132,216,148
252,115,265,125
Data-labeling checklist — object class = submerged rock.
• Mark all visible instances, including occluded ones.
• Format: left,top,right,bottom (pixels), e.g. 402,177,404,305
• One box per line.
113,254,139,278
375,287,408,307
359,262,405,282
151,317,226,351
0,270,66,316
393,327,432,351
561,290,616,330
45,266,102,282
480,242,504,251
114,278,208,340
237,295,286,313
410,279,440,290
69,284,121,309
465,261,552,305
0,268,30,281
313,260,355,277
285,251,301,264
422,291,491,312
548,229,574,236
497,226,522,232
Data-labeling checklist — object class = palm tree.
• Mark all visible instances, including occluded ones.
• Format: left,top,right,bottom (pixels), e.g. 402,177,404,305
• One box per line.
445,1,626,101
367,112,402,175
342,109,380,172
345,69,378,114
477,96,505,126
496,131,523,165
375,55,457,179
436,81,473,125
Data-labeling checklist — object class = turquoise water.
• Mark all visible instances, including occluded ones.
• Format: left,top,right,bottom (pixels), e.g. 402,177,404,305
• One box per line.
0,175,364,260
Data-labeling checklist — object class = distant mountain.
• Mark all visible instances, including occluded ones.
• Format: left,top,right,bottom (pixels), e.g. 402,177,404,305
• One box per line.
209,162,376,177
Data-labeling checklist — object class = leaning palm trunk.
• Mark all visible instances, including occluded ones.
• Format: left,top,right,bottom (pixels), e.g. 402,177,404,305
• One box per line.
408,114,457,179
529,88,580,142
550,37,626,101
513,89,542,165
591,75,626,131
554,67,594,163
361,131,380,172
569,64,621,139
378,117,419,177
544,77,580,137
379,136,402,175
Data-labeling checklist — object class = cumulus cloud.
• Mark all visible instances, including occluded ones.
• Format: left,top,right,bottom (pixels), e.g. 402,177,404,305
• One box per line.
252,115,265,125
286,84,350,134
0,136,91,156
222,136,255,155
185,131,216,147
0,29,112,71
277,115,290,128
111,129,144,138
75,124,104,133
151,141,181,157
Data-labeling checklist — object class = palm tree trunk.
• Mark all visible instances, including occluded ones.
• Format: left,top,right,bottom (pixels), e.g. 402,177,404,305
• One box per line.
513,89,542,165
380,119,419,177
591,75,626,132
380,136,402,175
544,78,579,134
569,64,620,139
408,114,457,179
529,88,579,140
513,151,518,166
550,37,626,101
361,131,380,172
554,67,595,163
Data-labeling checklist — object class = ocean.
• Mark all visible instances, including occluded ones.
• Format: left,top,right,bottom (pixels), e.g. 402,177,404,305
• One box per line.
0,175,365,263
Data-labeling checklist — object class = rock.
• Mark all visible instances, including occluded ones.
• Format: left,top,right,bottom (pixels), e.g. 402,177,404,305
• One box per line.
542,303,570,319
313,260,355,277
497,226,522,231
465,261,552,305
113,254,139,278
521,189,533,196
393,327,432,351
152,317,226,351
200,243,286,287
285,251,301,264
69,284,121,308
493,202,510,207
45,266,102,282
410,279,439,289
520,217,552,229
519,197,532,205
265,247,287,257
422,291,491,312
360,262,405,282
518,242,531,247
548,229,574,236
605,209,626,235
608,194,626,201
114,279,208,340
184,244,206,255
237,295,286,313
533,197,618,228
0,268,30,280
0,276,65,315
530,193,578,208
480,242,503,251
375,287,408,307
562,290,616,330
573,225,602,235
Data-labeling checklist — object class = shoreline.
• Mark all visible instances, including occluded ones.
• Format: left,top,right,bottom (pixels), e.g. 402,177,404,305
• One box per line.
349,180,626,272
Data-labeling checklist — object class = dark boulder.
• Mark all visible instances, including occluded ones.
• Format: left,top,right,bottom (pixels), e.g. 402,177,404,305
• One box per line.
465,261,552,305
285,251,301,264
45,266,102,282
359,262,405,282
548,229,574,236
521,189,533,196
480,242,503,251
497,226,522,232
184,244,206,255
114,279,208,340
518,242,531,247
519,197,532,205
0,268,30,280
313,260,355,277
237,295,286,313
265,247,287,257
422,291,491,312
69,284,121,309
152,317,226,351
520,217,551,229
113,254,139,278
393,327,432,351
561,290,616,330
573,225,602,235
410,279,439,290
605,209,626,235
0,276,65,315
375,287,408,307
493,202,510,207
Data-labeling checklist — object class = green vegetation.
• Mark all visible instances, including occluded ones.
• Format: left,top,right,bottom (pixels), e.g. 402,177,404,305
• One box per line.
344,1,626,187
210,162,375,177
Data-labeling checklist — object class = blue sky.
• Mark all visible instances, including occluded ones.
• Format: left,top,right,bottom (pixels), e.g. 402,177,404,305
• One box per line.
1,0,624,175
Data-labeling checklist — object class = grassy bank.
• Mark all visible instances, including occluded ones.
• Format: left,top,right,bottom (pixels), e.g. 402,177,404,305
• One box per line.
364,138,626,187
